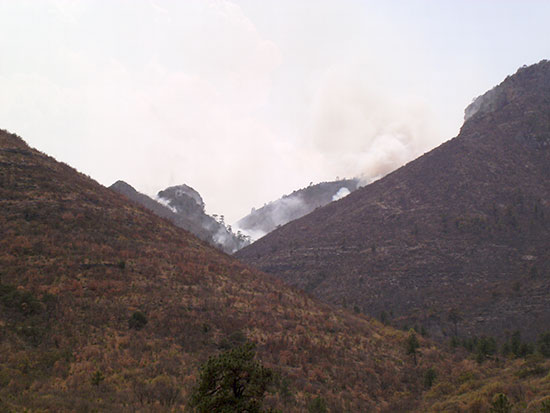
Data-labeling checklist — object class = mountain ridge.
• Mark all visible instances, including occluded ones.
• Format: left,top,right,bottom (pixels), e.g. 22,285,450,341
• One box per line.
236,60,550,341
236,178,360,240
2,94,550,410
110,180,249,253
0,128,459,411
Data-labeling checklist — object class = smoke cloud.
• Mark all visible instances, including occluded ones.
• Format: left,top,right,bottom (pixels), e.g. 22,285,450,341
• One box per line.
305,65,442,185
154,196,178,214
332,187,350,201
1,1,548,223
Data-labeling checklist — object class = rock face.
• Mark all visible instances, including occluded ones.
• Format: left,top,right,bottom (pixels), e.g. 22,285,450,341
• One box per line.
236,61,550,341
158,184,205,212
110,182,249,253
236,178,360,240
156,184,250,253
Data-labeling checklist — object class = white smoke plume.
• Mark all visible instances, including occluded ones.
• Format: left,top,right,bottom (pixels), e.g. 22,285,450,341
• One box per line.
213,226,233,250
154,196,178,214
234,195,309,242
464,85,506,122
236,227,268,242
332,187,350,201
306,65,443,185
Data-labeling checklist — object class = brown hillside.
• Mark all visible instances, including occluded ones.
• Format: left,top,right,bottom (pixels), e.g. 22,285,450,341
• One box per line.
0,129,478,411
236,61,550,342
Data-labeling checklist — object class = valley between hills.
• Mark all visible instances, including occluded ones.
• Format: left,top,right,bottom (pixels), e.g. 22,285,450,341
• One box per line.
1,62,550,412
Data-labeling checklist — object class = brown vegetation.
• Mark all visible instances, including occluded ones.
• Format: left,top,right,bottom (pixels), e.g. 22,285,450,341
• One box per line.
0,129,474,411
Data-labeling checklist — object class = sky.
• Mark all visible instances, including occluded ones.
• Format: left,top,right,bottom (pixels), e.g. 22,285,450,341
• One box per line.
1,0,549,223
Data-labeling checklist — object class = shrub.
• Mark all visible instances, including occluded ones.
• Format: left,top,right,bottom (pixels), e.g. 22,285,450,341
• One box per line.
537,332,550,357
91,370,105,386
0,284,42,315
539,398,550,412
307,396,328,413
490,393,512,413
424,367,437,388
129,311,148,330
406,330,420,365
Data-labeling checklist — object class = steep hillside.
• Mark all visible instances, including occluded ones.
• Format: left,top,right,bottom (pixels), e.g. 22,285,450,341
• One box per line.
236,178,360,240
237,61,550,342
0,129,482,412
110,181,249,253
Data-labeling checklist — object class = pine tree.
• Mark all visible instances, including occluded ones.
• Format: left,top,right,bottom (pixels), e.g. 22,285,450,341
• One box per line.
189,342,274,413
406,330,420,365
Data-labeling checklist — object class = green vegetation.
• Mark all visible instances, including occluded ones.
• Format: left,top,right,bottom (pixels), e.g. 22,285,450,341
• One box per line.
128,310,148,330
406,330,420,365
91,370,105,386
307,396,328,413
537,332,550,357
0,283,42,316
490,393,512,413
448,308,462,337
501,330,534,358
188,342,274,413
424,367,437,388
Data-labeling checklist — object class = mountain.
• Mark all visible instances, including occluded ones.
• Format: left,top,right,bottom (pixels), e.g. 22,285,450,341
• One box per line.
3,124,550,411
0,128,473,412
236,61,550,342
236,178,360,240
110,180,248,253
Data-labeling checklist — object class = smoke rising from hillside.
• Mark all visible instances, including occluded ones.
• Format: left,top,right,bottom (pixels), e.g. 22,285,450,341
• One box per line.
306,66,442,185
235,195,308,241
1,1,548,223
332,187,351,201
154,196,178,214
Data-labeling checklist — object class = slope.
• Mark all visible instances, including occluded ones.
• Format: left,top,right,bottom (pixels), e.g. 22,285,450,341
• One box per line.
236,61,550,342
0,128,474,412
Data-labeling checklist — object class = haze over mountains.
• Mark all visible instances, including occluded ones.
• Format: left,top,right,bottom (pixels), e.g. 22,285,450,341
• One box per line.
2,61,550,412
237,61,550,342
111,177,362,250
0,129,428,411
236,178,360,240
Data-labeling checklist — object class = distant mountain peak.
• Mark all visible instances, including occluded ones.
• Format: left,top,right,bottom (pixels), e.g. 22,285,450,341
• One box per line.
158,184,205,211
110,180,249,253
110,180,136,192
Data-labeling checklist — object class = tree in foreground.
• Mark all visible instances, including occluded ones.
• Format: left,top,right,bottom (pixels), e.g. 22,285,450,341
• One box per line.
188,341,274,413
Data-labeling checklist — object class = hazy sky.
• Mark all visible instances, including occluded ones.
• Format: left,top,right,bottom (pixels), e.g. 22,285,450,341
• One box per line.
1,1,549,223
